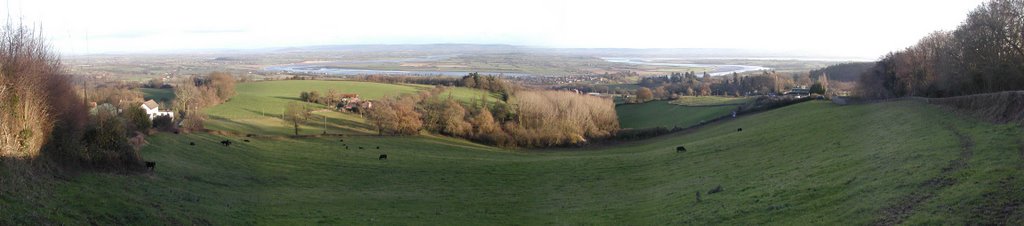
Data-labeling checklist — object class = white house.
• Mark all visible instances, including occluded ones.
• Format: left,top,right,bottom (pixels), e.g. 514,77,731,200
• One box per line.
141,99,174,120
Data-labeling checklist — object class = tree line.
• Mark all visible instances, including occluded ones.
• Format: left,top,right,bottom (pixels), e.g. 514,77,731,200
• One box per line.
629,70,820,103
363,87,618,147
173,72,236,131
809,62,874,82
858,0,1024,98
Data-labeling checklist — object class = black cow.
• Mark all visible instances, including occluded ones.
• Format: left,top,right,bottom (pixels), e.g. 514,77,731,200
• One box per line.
737,128,743,132
339,139,344,142
376,146,380,149
221,140,233,146
189,142,195,146
359,146,364,149
144,161,156,171
379,154,387,160
243,139,250,142
676,146,687,153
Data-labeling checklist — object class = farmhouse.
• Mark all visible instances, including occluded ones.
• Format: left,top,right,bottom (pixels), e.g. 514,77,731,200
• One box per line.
141,99,174,119
785,88,811,98
337,94,372,111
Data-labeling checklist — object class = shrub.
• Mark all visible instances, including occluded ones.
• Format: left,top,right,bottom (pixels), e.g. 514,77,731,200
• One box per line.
80,112,142,169
809,82,825,95
152,115,174,131
508,91,619,147
123,103,151,134
0,21,87,161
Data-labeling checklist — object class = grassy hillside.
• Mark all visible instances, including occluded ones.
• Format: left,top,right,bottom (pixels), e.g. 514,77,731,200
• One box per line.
670,96,751,106
203,80,494,136
140,88,175,102
617,100,737,129
5,99,1021,224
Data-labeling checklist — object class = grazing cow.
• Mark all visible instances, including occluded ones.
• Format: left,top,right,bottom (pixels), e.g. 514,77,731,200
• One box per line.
339,139,344,142
676,146,687,153
737,128,743,132
173,131,179,134
376,146,379,149
359,147,364,149
144,161,156,171
708,185,723,194
221,140,233,146
243,139,250,142
379,154,387,160
345,146,349,150
189,142,195,146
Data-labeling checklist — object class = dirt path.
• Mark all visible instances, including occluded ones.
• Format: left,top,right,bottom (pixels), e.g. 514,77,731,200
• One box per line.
873,125,974,226
963,137,1024,224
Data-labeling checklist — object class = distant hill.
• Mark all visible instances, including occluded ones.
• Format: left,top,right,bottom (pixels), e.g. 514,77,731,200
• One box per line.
263,44,859,60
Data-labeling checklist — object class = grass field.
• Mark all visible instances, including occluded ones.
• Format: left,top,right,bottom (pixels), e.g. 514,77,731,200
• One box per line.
4,100,1022,224
670,96,752,106
203,80,495,136
617,100,738,129
140,88,175,102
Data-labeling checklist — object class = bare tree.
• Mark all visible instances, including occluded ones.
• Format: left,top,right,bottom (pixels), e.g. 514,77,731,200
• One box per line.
283,102,308,135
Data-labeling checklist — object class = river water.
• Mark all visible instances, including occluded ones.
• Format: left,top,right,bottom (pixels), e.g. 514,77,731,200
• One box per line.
601,57,770,76
264,56,769,77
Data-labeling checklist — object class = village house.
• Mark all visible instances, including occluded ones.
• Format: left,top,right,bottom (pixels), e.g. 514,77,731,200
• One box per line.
141,99,174,120
335,94,373,112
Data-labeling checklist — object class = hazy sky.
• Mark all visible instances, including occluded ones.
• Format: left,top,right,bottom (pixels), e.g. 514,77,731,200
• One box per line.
6,0,988,59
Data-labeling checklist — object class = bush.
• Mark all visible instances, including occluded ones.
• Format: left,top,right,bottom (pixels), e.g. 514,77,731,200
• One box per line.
809,83,825,95
0,21,87,161
152,115,174,131
507,91,619,147
124,103,151,134
80,111,142,170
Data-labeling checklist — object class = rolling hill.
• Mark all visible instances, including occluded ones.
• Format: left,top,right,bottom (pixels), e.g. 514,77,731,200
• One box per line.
617,100,738,129
203,80,496,136
2,81,1021,225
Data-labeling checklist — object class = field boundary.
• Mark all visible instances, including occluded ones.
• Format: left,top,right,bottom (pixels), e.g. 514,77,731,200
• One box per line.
845,91,1024,125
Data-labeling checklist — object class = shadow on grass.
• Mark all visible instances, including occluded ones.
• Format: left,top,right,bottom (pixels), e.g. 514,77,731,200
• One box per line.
224,109,375,135
272,96,303,101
